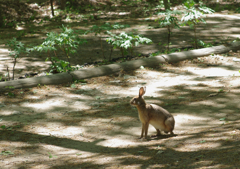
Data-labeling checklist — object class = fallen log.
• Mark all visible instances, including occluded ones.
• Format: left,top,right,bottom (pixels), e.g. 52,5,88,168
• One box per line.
163,43,240,62
0,42,240,92
0,73,72,92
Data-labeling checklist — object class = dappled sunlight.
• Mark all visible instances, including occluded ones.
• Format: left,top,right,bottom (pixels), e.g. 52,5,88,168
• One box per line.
32,124,85,137
96,138,137,148
20,98,68,110
208,13,240,20
1,2,240,168
185,67,239,77
125,126,142,137
0,110,21,116
174,114,223,130
0,48,10,57
180,142,222,151
20,96,92,111
189,99,227,108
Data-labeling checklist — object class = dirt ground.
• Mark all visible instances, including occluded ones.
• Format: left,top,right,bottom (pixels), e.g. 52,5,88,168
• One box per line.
1,53,240,168
1,3,240,169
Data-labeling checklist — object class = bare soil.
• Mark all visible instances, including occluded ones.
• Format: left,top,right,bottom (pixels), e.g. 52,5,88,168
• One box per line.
1,52,240,168
0,3,240,169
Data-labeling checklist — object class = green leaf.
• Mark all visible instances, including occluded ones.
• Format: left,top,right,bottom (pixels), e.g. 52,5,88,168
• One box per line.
106,32,152,56
218,89,223,92
71,84,76,88
8,92,15,97
78,79,87,83
95,96,101,100
0,151,14,156
48,152,57,158
219,117,226,121
0,125,6,129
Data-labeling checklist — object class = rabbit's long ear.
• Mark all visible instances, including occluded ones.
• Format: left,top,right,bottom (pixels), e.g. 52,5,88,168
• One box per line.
139,87,146,97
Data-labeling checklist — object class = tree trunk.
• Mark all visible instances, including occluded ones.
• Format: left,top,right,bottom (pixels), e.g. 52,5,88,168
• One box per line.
0,5,4,28
0,72,73,92
163,0,170,10
50,0,55,16
0,42,240,92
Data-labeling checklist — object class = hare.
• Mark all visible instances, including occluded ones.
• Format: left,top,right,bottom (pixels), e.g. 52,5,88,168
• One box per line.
130,87,175,139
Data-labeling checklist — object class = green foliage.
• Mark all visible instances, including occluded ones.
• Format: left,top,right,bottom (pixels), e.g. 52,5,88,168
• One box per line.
36,24,87,57
111,23,130,31
157,10,181,28
2,16,18,28
86,23,130,38
86,23,130,60
6,38,28,80
7,38,26,59
197,40,213,48
47,57,80,73
156,9,181,52
87,23,112,36
16,30,27,40
33,32,57,53
5,86,14,89
219,117,226,121
236,7,240,13
48,152,57,158
71,83,77,88
181,6,214,26
150,51,161,57
106,31,152,57
57,25,87,60
0,151,14,156
7,91,15,97
33,25,87,73
183,0,196,9
181,2,214,48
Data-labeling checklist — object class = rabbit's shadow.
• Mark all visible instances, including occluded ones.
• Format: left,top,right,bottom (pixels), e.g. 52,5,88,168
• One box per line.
136,134,177,142
149,134,177,140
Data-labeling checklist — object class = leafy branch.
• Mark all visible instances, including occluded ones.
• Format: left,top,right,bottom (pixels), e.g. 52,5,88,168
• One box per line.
156,9,181,52
106,32,152,58
32,25,87,73
181,2,214,49
86,23,130,60
6,38,28,80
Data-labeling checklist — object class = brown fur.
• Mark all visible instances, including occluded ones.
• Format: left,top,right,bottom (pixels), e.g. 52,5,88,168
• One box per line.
130,87,175,139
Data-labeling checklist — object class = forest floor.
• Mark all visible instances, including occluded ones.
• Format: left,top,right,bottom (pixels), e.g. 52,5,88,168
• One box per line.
1,1,240,169
1,52,240,169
